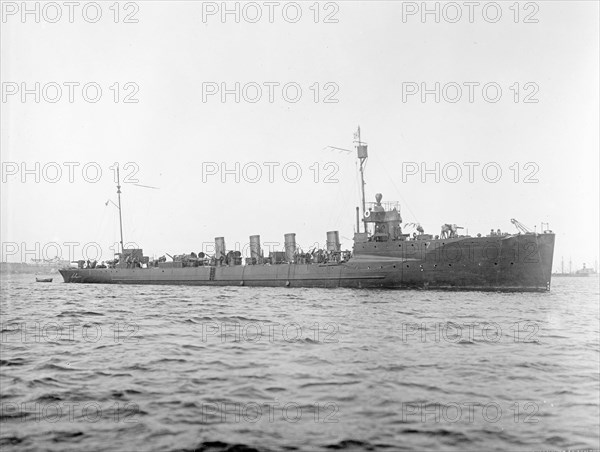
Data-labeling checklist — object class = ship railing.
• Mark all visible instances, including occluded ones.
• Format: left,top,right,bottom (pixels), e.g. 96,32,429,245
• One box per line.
366,201,401,212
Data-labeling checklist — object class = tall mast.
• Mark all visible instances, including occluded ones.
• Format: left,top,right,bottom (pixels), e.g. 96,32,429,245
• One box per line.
355,126,368,233
116,164,124,254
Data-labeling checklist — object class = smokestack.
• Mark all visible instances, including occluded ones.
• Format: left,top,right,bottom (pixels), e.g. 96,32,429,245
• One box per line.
284,233,296,263
215,237,226,264
249,235,261,263
326,231,340,252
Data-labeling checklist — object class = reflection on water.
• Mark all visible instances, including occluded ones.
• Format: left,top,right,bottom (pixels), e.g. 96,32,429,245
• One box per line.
1,275,598,451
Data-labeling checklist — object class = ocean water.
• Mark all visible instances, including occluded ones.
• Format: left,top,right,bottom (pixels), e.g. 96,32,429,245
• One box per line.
0,274,598,452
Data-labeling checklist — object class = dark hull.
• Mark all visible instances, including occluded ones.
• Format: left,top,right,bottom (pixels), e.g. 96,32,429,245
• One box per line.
59,233,555,292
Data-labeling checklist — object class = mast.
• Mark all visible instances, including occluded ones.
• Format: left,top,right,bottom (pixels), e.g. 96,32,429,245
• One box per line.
116,164,124,254
355,126,368,233
569,257,572,274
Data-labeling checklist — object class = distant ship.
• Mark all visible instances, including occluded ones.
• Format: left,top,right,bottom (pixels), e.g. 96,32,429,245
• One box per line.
60,129,555,291
553,258,598,277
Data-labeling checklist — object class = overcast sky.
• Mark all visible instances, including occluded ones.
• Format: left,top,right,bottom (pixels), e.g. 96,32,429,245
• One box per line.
1,1,598,271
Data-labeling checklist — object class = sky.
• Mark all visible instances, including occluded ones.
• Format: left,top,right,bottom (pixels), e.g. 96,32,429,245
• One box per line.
1,1,598,272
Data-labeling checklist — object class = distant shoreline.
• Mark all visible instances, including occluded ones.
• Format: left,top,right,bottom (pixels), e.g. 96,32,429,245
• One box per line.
0,263,62,275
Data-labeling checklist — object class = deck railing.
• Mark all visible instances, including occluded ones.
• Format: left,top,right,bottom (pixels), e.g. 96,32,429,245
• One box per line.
365,201,401,212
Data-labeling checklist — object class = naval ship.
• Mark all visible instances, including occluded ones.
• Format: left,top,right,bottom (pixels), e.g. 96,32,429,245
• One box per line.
60,129,555,291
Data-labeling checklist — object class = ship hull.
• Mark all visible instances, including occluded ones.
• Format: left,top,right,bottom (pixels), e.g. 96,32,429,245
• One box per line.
59,233,555,292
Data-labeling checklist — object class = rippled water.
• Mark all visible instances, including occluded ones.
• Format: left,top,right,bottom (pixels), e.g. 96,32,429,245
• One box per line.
1,274,598,451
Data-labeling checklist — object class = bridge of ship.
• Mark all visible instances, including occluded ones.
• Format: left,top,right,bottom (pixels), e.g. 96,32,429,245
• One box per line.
355,199,413,244
353,195,552,251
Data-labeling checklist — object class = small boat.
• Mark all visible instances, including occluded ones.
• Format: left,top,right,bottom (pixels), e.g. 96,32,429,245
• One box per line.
36,278,53,283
